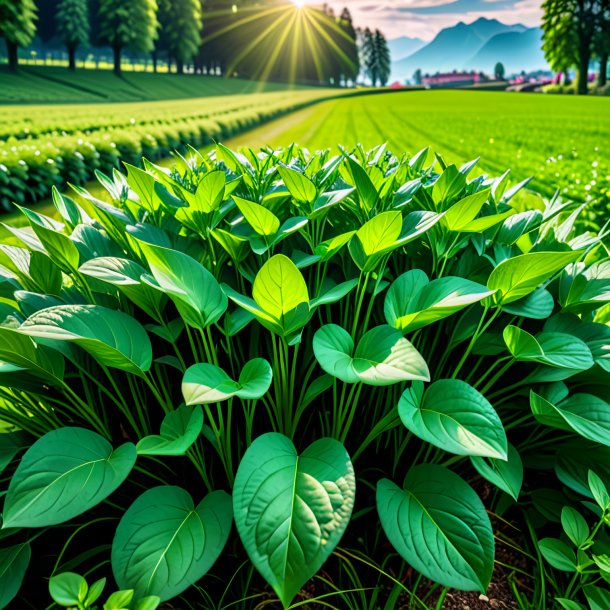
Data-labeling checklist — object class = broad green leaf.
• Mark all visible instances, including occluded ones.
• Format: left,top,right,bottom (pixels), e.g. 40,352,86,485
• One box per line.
187,170,226,213
3,427,136,528
384,270,494,333
315,231,355,261
0,543,30,609
344,156,377,212
311,188,354,219
0,326,64,384
561,507,589,547
441,188,491,232
233,433,355,608
182,359,272,405
211,228,250,263
49,572,88,607
556,599,586,610
140,242,227,330
79,257,164,319
585,585,610,610
349,211,402,272
136,405,204,456
471,443,523,500
277,165,317,204
124,163,158,212
538,538,577,572
432,164,466,206
310,279,358,308
0,431,31,476
20,305,153,375
398,379,507,459
589,470,610,510
313,324,429,386
112,486,232,601
104,590,134,610
504,326,593,371
487,251,581,305
52,186,82,228
530,391,610,445
559,260,610,313
555,440,610,498
502,288,554,320
234,196,280,236
377,465,494,591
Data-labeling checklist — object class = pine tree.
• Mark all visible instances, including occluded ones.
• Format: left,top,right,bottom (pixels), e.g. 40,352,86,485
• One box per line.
338,8,359,84
98,0,159,75
159,0,202,74
56,0,90,70
0,0,37,70
374,29,391,86
361,28,377,85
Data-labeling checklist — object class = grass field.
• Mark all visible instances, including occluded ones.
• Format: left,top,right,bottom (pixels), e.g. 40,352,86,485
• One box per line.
226,90,610,205
0,66,313,104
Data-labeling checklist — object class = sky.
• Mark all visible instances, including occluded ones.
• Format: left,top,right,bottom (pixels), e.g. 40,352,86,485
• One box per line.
302,0,543,40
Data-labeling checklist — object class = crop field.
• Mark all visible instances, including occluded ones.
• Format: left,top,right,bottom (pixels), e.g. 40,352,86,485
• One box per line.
0,87,351,207
0,66,312,104
227,90,610,207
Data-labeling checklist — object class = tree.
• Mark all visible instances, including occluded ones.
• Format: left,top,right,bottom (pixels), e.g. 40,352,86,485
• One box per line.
56,0,90,70
594,0,610,85
157,0,201,74
413,68,422,85
98,0,159,75
374,29,391,86
0,0,37,70
494,61,505,80
336,8,359,85
361,28,377,84
541,0,599,94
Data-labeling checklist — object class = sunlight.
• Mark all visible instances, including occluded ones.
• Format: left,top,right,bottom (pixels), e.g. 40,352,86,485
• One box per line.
291,0,305,7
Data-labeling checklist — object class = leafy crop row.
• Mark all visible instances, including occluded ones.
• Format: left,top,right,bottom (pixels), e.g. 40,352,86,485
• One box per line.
0,89,346,209
0,143,609,609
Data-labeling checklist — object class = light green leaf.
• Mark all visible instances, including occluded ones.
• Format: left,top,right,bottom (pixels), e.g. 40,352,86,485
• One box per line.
471,443,523,500
234,196,280,236
315,231,356,262
589,470,610,510
504,326,593,370
561,507,589,547
349,211,402,272
385,270,494,333
140,242,227,330
432,164,466,206
187,170,226,213
399,379,507,459
377,465,494,591
124,163,158,212
233,433,355,608
20,305,153,375
442,188,491,232
3,427,136,528
136,405,204,456
487,251,581,305
277,165,317,204
310,279,358,308
344,156,377,212
49,572,88,607
313,324,429,386
530,391,610,445
538,538,577,572
103,589,134,610
182,358,272,405
0,543,30,609
112,487,232,601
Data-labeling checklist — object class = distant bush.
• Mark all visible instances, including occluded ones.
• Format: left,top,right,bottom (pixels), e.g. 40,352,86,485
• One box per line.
0,144,609,609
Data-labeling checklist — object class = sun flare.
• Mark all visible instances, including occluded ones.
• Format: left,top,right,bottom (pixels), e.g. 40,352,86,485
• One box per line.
292,0,305,7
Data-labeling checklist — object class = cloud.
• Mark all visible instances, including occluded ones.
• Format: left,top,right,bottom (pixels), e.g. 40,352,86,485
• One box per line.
308,0,543,40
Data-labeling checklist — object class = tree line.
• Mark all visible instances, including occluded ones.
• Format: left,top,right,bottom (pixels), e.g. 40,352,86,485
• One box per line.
0,0,391,86
542,0,609,93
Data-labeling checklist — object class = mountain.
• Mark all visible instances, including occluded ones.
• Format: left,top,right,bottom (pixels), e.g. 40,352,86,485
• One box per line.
391,17,527,80
464,27,549,74
387,36,426,62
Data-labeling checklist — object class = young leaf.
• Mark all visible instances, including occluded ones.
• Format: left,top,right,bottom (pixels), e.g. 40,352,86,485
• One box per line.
538,538,577,572
441,188,491,232
49,572,89,607
112,487,232,601
471,443,523,500
234,196,280,236
0,543,30,609
377,465,494,592
3,428,136,528
136,405,204,456
589,470,610,511
344,155,377,212
277,165,317,204
20,304,153,375
561,507,589,547
487,251,581,305
233,433,355,608
384,270,494,333
585,586,610,610
182,359,272,405
139,242,227,330
103,589,134,610
313,324,429,386
349,211,402,272
398,380,507,459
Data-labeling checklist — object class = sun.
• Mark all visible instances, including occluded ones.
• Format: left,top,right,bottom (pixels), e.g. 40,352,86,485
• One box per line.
291,0,305,7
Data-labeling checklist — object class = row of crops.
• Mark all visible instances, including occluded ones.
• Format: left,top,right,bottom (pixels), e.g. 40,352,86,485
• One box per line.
0,88,349,209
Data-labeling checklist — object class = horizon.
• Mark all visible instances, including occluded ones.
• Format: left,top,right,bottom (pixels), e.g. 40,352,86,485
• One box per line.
301,0,542,41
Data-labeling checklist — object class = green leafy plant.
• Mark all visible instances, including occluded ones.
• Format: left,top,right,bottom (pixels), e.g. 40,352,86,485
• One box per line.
0,143,608,608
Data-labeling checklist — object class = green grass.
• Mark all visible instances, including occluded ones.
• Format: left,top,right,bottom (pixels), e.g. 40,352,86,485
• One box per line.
0,66,313,104
226,90,610,205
